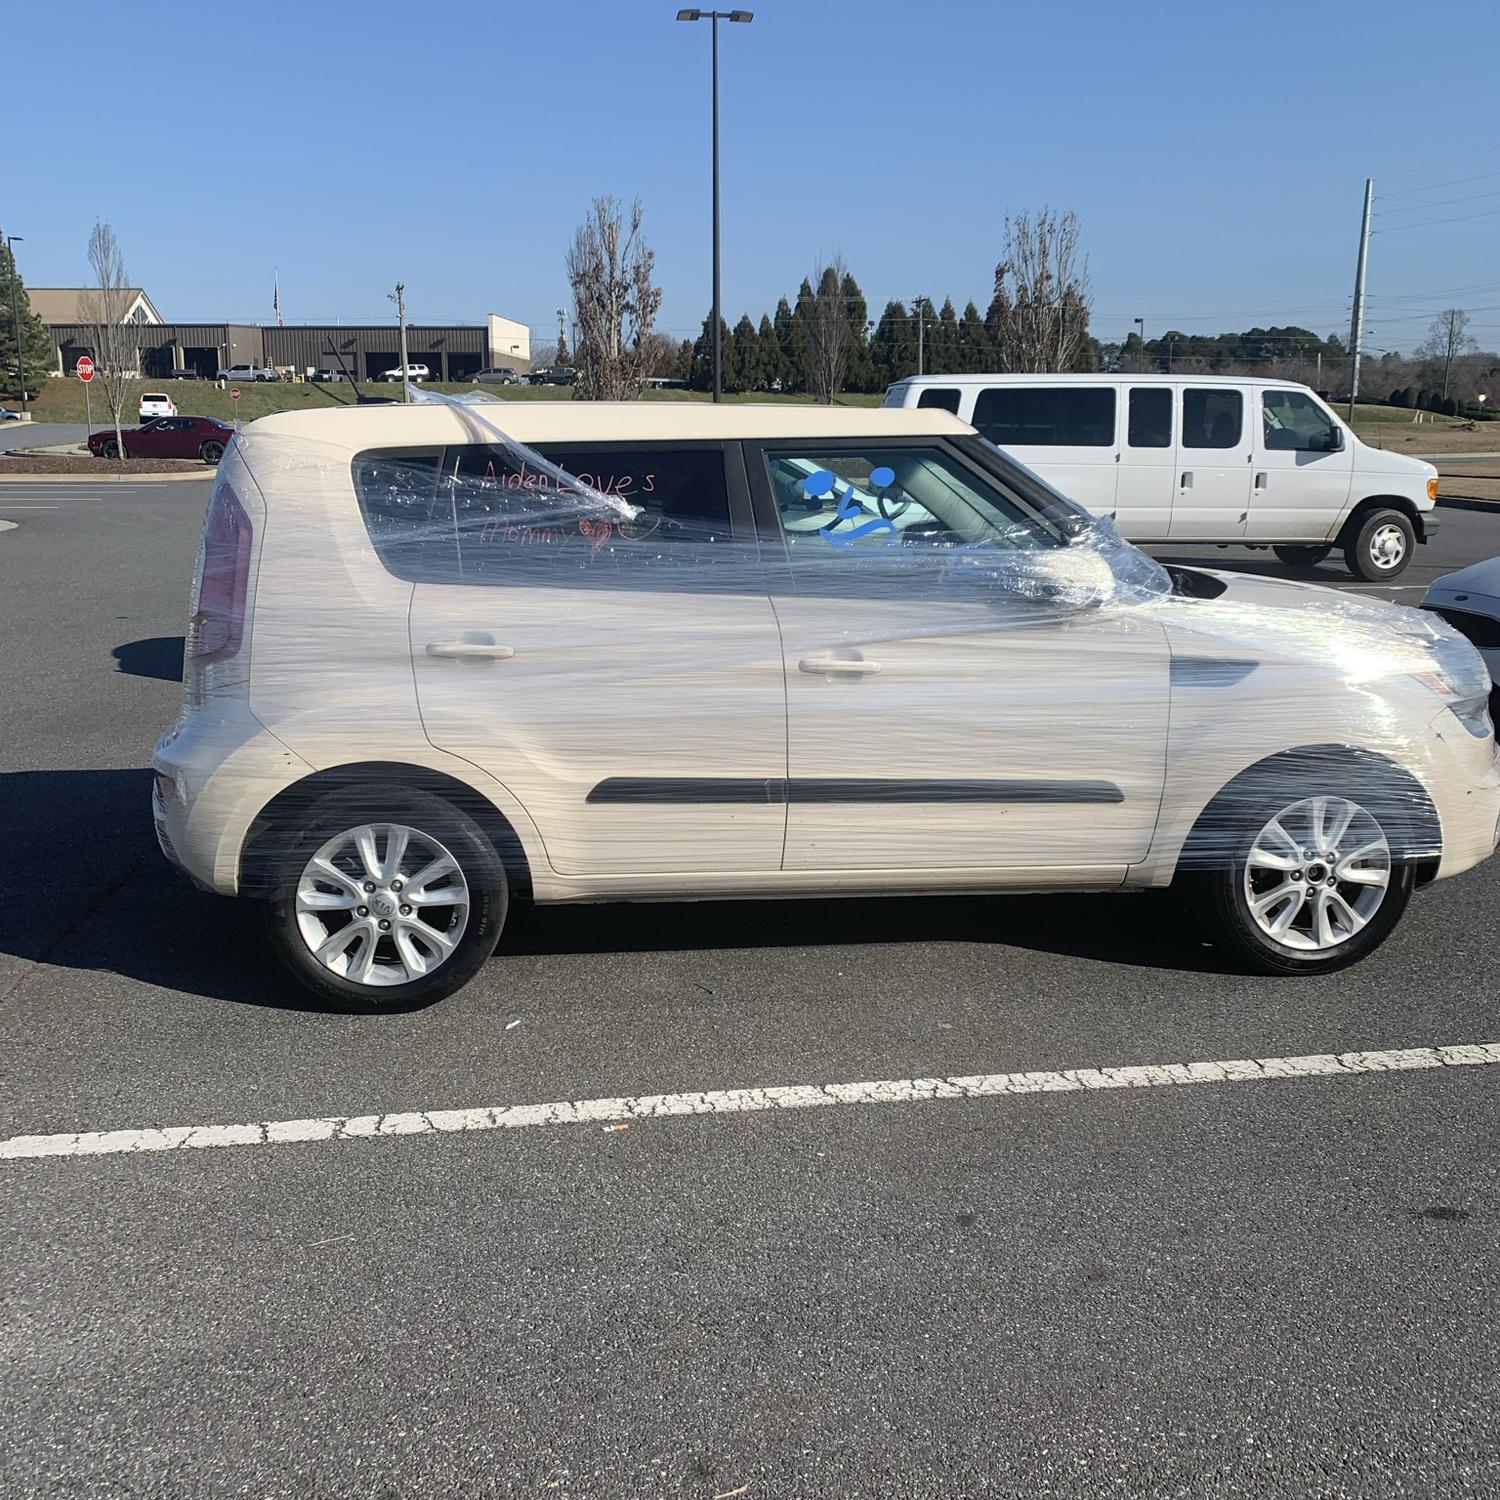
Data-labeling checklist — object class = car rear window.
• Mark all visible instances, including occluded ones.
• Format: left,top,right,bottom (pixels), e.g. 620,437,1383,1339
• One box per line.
143,393,168,402
352,443,737,586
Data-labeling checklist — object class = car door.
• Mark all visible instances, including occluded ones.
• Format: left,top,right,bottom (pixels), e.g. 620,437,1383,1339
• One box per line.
1169,386,1252,538
1247,387,1353,541
383,439,788,878
746,437,1170,877
970,384,1121,521
129,419,172,457
1113,386,1177,538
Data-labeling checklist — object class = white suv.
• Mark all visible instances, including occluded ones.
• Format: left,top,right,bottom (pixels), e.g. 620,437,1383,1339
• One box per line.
153,403,1500,1007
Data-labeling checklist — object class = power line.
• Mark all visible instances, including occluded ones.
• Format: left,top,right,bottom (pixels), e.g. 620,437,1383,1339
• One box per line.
1378,166,1500,196
1374,189,1500,216
1374,208,1500,233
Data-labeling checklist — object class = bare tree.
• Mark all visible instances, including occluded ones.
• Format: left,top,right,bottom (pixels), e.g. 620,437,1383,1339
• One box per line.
985,209,1092,372
1416,308,1479,400
76,222,136,458
566,196,663,400
803,257,850,404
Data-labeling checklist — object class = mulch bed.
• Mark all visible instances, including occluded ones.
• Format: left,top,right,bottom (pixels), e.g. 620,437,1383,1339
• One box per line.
0,455,208,475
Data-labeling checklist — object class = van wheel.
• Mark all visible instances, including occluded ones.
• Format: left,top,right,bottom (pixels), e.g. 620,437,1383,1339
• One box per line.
200,440,224,464
1273,545,1332,569
1185,771,1416,975
265,785,508,1008
1344,508,1415,582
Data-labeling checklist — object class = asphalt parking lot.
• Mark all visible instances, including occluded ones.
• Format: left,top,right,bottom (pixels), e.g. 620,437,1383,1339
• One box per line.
3,477,1499,1498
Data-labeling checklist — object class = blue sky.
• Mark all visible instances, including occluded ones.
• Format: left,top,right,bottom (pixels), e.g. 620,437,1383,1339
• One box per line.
6,0,1499,355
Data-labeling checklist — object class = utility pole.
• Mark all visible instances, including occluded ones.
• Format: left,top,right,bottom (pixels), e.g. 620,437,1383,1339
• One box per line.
1440,310,1458,400
915,299,925,376
1347,178,1373,422
390,281,410,402
5,233,28,416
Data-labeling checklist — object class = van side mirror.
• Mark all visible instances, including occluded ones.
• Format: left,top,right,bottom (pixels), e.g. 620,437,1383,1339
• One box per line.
1321,426,1345,453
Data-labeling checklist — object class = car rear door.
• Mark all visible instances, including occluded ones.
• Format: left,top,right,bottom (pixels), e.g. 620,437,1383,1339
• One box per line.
746,436,1170,877
384,440,789,878
970,384,1121,520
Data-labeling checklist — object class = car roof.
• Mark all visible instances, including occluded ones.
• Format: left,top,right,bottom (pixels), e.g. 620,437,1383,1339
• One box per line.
892,372,1308,389
248,401,977,449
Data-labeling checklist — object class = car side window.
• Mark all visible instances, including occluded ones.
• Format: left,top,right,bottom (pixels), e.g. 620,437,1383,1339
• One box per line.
1262,390,1339,452
765,446,1053,564
354,443,738,587
1181,389,1243,449
916,388,962,414
973,387,1116,447
1128,388,1172,448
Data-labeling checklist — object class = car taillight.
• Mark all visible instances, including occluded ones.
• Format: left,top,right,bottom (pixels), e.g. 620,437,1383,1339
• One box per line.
186,480,252,661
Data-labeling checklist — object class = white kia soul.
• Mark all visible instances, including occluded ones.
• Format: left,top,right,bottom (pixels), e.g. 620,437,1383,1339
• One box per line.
153,402,1500,1007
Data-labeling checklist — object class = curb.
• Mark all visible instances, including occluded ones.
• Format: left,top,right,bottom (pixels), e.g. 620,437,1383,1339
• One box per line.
1437,495,1500,514
0,468,212,484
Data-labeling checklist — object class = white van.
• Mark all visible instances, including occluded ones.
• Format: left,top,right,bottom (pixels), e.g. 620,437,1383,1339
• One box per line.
883,374,1440,581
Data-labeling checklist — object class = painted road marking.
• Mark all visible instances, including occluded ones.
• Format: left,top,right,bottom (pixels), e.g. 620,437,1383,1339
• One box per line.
3,1042,1496,1165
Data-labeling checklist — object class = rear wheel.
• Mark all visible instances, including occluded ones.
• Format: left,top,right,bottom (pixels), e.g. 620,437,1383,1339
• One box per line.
200,440,224,464
1344,507,1415,582
1185,771,1418,975
265,786,508,1008
1273,544,1332,569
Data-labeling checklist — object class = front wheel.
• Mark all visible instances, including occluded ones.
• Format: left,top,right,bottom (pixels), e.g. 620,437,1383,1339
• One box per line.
102,439,121,459
265,786,508,1008
200,440,224,464
1273,544,1332,569
1186,776,1417,975
1344,508,1415,582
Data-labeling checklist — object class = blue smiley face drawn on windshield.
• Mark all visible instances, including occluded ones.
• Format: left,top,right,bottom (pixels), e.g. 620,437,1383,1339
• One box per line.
807,465,900,550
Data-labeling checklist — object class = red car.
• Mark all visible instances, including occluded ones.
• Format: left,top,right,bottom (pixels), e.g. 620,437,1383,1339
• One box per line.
89,416,233,465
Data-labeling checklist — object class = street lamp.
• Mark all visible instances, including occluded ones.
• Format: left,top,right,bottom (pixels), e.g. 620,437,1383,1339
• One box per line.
5,234,28,416
676,7,753,402
1133,316,1145,371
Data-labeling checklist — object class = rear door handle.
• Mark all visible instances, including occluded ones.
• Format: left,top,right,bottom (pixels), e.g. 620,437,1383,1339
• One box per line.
1179,471,1194,490
1254,471,1268,490
426,640,516,661
799,656,881,676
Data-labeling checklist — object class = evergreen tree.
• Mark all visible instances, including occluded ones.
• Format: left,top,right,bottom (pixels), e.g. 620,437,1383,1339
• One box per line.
789,278,816,393
757,313,784,392
773,295,801,392
870,299,916,386
0,230,56,401
958,301,991,372
689,312,732,391
729,313,759,392
555,328,572,368
840,271,873,392
930,298,962,374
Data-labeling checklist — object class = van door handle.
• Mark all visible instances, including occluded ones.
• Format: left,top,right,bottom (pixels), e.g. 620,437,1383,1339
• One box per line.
799,656,882,676
1179,471,1194,490
426,640,516,661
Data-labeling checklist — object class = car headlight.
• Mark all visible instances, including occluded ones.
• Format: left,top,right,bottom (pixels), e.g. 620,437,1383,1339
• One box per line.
1414,632,1494,737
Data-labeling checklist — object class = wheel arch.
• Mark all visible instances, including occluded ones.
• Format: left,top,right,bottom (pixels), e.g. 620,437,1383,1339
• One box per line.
237,760,535,899
1336,493,1430,545
1177,744,1441,884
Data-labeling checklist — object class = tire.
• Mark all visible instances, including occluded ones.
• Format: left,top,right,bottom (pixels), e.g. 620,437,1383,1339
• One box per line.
102,439,120,459
265,785,508,1009
200,440,225,464
1344,507,1415,582
1184,764,1418,976
1273,544,1333,569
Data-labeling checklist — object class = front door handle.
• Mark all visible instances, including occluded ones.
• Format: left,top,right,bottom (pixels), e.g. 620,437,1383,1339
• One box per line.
799,656,881,676
426,640,516,661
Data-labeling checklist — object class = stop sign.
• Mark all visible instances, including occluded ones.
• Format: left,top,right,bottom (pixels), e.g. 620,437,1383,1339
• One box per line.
230,387,241,401
76,356,95,382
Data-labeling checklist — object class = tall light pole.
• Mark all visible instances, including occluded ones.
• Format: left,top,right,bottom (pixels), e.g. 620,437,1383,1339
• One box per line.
1133,316,1145,372
389,281,409,402
677,8,753,402
5,234,27,416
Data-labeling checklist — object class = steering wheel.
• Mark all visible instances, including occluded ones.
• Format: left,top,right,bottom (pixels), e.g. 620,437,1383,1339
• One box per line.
877,489,911,521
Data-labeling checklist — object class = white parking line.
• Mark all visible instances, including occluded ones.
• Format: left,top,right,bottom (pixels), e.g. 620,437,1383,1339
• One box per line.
3,1041,1496,1165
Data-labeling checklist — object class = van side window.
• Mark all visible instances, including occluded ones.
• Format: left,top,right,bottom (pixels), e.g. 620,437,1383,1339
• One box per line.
1262,390,1340,452
916,388,962,414
1181,389,1243,449
353,444,734,585
972,387,1116,447
1128,388,1172,448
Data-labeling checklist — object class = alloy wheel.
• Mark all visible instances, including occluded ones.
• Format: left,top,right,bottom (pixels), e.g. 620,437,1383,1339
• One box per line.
294,822,469,987
1243,795,1391,952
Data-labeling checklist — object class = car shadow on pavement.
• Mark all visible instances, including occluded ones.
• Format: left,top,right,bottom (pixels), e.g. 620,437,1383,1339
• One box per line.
112,636,184,682
0,769,1232,1016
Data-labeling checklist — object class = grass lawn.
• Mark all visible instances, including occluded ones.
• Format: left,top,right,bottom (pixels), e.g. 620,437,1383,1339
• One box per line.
25,379,884,426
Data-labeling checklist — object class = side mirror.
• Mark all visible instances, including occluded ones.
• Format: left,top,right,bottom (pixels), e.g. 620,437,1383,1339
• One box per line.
1318,427,1345,453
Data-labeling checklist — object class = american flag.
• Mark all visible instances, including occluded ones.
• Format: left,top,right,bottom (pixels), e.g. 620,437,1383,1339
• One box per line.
273,274,283,328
